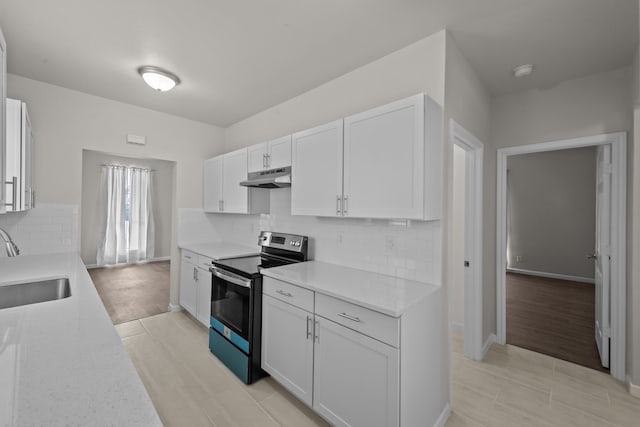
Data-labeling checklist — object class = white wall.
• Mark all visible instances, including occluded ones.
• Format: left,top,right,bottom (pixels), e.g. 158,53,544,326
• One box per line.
451,145,466,327
0,204,77,256
80,150,175,266
7,74,225,306
489,65,633,373
506,147,597,280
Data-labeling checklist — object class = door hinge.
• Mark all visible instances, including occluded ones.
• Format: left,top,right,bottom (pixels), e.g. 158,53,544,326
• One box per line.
464,261,470,267
603,163,613,174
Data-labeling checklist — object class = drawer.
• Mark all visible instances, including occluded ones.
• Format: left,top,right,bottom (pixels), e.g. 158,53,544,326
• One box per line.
182,250,197,263
197,255,213,270
263,277,314,312
315,293,399,348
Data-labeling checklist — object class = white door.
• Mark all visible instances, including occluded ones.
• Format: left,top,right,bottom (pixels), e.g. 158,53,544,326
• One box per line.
291,120,343,217
343,94,424,219
179,260,197,317
247,142,267,173
313,317,399,427
595,145,611,368
261,295,314,406
203,156,223,212
222,148,249,213
267,135,292,169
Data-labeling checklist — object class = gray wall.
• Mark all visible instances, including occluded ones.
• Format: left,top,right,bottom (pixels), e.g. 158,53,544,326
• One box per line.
506,147,597,280
80,150,175,266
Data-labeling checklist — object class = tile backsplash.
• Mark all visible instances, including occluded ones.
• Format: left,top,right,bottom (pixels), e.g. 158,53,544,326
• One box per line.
180,188,441,284
0,204,79,257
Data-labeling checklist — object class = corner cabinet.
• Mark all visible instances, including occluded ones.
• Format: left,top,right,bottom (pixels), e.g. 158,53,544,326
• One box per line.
0,26,7,214
247,135,292,173
291,94,442,220
261,276,442,427
203,147,269,214
179,250,213,327
5,98,34,212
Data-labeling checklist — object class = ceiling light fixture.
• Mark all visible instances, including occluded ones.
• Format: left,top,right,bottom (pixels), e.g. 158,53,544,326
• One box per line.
513,64,534,78
137,66,180,91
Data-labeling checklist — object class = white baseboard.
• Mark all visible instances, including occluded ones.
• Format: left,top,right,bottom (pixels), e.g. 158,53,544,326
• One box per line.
85,256,172,269
506,268,595,284
451,321,464,332
168,304,182,312
434,403,451,427
628,378,640,398
481,334,497,359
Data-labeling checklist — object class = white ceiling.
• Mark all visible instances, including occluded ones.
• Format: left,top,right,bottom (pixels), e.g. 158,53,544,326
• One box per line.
0,0,636,127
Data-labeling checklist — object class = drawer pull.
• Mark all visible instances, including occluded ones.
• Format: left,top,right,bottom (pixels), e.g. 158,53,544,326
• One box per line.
184,255,192,259
306,315,312,339
276,290,293,298
337,312,362,323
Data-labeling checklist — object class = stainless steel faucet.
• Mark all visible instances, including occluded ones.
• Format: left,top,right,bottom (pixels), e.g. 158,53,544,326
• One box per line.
0,227,20,257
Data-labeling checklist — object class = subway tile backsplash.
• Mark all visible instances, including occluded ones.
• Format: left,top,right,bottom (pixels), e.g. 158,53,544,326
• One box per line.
0,204,79,257
181,188,441,285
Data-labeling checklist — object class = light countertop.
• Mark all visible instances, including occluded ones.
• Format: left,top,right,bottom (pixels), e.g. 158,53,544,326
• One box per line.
179,241,258,260
261,261,439,317
0,253,161,427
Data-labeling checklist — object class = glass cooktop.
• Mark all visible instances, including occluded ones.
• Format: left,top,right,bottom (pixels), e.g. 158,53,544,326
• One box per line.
212,255,294,279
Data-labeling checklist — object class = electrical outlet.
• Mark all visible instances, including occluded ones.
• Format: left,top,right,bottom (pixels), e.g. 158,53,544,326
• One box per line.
516,255,522,263
385,236,395,251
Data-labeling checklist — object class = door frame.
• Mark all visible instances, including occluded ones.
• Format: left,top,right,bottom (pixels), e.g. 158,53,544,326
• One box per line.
449,120,484,361
496,131,627,380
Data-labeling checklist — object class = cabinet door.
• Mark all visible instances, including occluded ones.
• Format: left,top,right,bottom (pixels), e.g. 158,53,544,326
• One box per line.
313,317,399,427
21,103,33,210
195,267,212,327
179,260,197,317
0,27,6,214
262,295,314,406
4,99,21,211
247,142,267,173
222,148,249,213
203,156,223,212
343,94,425,219
267,135,292,169
291,120,343,217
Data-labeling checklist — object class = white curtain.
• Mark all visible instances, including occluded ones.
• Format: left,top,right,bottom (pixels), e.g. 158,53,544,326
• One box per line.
97,165,155,266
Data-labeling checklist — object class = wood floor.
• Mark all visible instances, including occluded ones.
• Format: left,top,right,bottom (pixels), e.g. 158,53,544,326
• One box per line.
506,272,607,372
89,261,170,324
116,311,640,427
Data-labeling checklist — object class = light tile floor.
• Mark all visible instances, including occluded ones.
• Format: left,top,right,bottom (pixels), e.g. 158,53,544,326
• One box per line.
116,311,639,427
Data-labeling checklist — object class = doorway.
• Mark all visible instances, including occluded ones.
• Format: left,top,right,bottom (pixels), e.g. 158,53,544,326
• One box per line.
449,120,484,361
496,132,627,381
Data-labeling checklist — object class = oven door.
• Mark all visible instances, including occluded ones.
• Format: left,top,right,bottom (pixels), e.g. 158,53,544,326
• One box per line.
210,266,252,342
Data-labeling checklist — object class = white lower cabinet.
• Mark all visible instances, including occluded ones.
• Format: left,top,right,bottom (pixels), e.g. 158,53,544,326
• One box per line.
180,250,212,327
313,317,399,427
262,294,314,406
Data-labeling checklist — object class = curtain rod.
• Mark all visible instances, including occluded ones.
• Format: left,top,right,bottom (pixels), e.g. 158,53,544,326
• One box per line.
101,164,156,172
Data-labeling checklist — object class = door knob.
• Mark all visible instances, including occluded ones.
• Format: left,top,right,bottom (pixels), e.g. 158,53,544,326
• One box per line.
586,253,597,260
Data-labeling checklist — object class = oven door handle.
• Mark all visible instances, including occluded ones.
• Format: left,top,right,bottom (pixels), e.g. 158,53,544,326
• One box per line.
210,266,252,288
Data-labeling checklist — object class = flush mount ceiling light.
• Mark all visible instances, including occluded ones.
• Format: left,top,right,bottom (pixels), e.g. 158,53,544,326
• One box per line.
513,64,534,78
137,66,180,92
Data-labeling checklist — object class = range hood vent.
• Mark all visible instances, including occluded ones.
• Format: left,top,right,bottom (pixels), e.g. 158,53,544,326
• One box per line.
240,166,291,188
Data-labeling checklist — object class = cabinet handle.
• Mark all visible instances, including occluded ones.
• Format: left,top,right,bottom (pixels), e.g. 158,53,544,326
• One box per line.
306,315,312,340
343,196,348,216
276,290,293,298
314,320,319,343
31,190,35,208
266,153,270,169
184,255,193,259
219,200,224,211
263,153,267,169
336,195,341,216
337,312,361,323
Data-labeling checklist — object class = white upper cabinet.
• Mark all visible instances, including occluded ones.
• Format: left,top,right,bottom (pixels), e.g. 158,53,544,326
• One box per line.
0,26,6,214
203,148,269,214
203,156,223,212
247,135,292,173
290,94,442,220
344,94,425,219
5,98,34,212
291,120,343,217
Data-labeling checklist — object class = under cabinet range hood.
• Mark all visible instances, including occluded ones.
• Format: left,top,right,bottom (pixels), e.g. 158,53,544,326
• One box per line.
240,166,291,188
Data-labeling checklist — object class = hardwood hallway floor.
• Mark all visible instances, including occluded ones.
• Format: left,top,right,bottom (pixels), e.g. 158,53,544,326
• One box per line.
89,261,170,324
506,272,606,372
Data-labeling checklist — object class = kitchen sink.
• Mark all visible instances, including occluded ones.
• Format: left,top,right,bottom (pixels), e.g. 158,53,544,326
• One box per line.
0,278,71,309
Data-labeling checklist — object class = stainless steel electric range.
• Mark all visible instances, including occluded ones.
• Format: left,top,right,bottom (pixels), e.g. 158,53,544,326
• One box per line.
208,231,309,384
